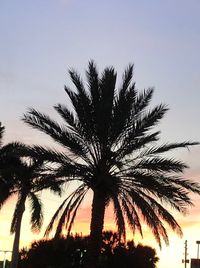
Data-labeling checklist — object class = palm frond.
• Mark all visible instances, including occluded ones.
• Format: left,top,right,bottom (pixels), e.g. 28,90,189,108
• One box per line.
66,193,86,236
111,193,126,241
119,64,134,97
134,104,168,135
86,60,99,111
134,88,154,115
97,67,116,145
136,157,188,173
120,194,142,237
45,184,87,238
111,84,137,145
54,104,79,133
112,87,154,145
0,142,31,158
54,185,88,238
161,176,200,195
44,196,70,237
29,192,43,232
138,191,182,236
115,131,160,161
119,171,194,215
23,109,91,164
26,145,71,164
145,141,199,155
128,189,169,247
64,83,96,145
0,184,14,209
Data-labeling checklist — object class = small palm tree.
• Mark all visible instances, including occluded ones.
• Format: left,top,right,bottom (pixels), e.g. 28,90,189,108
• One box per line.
0,126,62,268
6,157,62,268
23,62,200,268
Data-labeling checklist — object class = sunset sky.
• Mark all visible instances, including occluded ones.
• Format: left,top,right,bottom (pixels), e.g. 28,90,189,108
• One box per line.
0,0,200,267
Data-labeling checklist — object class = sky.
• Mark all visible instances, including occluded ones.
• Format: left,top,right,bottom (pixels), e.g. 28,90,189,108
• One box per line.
0,0,200,267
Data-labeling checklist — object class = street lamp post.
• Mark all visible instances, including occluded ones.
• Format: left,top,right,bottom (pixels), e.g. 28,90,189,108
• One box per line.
196,241,200,259
0,250,12,268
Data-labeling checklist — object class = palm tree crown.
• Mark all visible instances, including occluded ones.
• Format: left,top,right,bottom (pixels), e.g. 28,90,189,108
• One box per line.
23,62,200,265
0,123,63,268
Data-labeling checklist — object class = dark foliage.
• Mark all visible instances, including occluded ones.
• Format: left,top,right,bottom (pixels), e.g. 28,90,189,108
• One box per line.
0,122,64,268
18,232,159,268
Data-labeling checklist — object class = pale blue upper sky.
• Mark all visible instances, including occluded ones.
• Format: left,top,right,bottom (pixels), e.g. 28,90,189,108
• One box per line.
1,0,200,142
0,1,200,267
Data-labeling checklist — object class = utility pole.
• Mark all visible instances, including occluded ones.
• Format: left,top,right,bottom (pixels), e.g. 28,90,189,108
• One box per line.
182,240,189,268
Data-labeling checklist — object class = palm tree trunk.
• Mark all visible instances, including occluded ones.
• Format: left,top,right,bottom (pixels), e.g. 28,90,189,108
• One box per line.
10,201,25,268
87,189,106,268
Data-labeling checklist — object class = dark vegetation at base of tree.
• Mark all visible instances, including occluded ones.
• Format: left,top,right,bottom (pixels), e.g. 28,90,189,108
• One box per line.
18,231,159,268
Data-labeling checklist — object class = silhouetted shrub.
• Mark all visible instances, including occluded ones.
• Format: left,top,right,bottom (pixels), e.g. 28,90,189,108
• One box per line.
18,231,159,268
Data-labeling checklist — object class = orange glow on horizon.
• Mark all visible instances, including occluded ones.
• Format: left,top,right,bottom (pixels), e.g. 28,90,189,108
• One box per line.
0,174,200,268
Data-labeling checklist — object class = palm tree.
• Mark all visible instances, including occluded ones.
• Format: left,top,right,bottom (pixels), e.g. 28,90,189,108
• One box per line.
0,127,63,268
23,62,200,268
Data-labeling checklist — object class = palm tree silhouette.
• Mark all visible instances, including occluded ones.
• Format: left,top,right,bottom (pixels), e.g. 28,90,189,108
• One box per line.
0,125,62,268
23,62,200,268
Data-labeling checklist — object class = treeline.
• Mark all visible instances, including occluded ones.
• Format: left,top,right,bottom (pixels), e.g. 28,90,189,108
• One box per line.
18,231,159,268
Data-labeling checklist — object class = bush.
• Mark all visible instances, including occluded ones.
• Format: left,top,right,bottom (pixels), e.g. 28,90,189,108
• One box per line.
19,232,159,268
